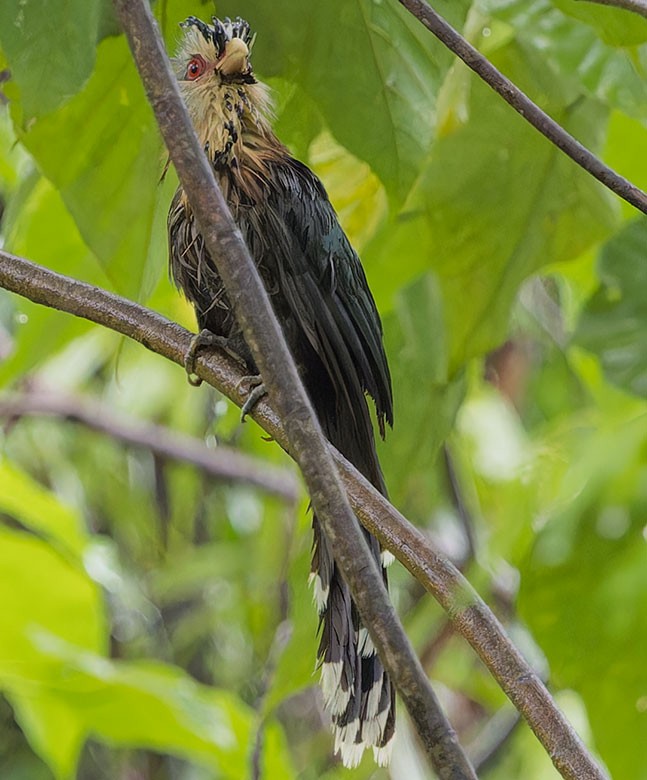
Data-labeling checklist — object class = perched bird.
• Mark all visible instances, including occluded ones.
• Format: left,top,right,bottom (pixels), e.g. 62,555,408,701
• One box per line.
168,16,395,766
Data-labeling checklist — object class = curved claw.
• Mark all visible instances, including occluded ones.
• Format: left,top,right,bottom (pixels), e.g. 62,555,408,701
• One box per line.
238,375,266,420
185,329,228,386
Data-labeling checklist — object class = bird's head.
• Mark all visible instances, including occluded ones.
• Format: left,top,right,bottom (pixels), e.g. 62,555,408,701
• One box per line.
173,15,275,166
174,15,256,88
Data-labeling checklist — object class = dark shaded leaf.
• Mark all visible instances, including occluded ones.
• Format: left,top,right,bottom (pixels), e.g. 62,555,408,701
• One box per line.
575,218,647,397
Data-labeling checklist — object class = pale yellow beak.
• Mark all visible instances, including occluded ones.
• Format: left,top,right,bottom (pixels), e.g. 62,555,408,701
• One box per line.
218,38,250,76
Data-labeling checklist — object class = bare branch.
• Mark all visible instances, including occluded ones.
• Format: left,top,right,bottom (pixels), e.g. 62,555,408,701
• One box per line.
0,249,609,780
398,0,647,216
0,390,299,501
112,2,476,776
577,0,647,18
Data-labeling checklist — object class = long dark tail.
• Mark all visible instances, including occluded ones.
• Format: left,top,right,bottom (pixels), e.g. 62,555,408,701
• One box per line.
309,386,396,767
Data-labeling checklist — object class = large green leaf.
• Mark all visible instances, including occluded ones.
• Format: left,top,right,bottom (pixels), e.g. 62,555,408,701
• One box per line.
0,176,111,384
13,35,163,298
575,218,647,397
0,460,87,556
215,0,471,202
0,500,294,779
0,529,104,671
9,636,294,780
402,40,616,370
0,522,105,778
0,0,100,120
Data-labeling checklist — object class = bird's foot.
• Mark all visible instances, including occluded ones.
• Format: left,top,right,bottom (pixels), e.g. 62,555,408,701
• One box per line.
238,374,266,420
185,329,228,386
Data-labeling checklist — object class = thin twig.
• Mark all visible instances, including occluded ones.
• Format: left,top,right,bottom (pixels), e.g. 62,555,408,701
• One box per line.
443,443,476,565
110,3,475,777
398,0,647,216
577,0,647,18
0,249,609,780
0,390,298,501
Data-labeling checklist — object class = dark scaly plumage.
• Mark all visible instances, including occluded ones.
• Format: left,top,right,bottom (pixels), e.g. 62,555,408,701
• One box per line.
168,17,395,766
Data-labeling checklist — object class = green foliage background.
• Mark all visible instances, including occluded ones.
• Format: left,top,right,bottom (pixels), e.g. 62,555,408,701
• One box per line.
0,0,646,777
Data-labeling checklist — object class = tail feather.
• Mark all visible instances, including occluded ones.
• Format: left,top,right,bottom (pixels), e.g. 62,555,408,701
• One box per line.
306,350,395,766
311,511,395,766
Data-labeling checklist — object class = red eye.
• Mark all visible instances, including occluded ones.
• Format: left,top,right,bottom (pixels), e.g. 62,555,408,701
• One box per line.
186,56,206,80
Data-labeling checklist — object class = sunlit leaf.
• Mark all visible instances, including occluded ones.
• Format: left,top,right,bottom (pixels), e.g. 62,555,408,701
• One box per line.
13,636,288,780
0,460,87,555
0,529,105,671
0,176,110,384
0,526,106,777
13,35,163,298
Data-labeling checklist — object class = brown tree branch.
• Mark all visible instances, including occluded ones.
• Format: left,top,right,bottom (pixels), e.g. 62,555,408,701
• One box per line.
109,2,475,777
0,249,609,780
398,0,647,216
577,0,647,18
0,390,299,501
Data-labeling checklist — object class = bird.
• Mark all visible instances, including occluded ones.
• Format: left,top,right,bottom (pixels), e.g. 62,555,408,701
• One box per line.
167,16,395,767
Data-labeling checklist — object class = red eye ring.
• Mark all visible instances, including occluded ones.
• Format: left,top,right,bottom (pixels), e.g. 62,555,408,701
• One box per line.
186,56,206,81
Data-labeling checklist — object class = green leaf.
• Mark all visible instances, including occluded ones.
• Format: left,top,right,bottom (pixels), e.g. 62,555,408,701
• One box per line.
0,489,105,778
0,525,105,672
262,721,297,780
484,0,647,122
415,40,617,369
0,176,110,384
0,0,100,120
270,79,324,162
14,35,163,298
0,106,30,194
379,274,467,514
552,0,647,46
0,459,88,556
604,111,647,220
217,0,471,201
11,636,285,780
575,218,647,397
263,547,318,713
9,693,85,780
519,413,647,780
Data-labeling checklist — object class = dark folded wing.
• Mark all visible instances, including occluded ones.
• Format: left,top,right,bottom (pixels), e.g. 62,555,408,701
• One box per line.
236,157,393,435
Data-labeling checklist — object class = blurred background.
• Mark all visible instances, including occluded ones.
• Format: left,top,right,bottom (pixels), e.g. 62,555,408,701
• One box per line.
0,0,646,777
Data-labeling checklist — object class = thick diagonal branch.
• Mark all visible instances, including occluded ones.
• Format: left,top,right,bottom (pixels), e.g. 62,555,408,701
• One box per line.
108,2,476,777
398,0,647,216
0,249,609,780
